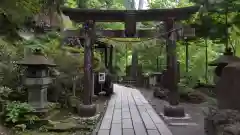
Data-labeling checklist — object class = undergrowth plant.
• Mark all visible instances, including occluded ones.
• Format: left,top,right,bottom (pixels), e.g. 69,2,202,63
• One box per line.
4,101,38,124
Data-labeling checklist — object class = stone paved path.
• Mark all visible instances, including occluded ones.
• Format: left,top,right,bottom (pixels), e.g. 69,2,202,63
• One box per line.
97,84,172,135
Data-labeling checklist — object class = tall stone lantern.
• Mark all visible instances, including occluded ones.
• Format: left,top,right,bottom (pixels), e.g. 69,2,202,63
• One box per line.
17,49,56,112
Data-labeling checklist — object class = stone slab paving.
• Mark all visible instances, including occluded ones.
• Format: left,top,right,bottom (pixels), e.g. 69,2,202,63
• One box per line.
139,88,206,135
98,84,173,135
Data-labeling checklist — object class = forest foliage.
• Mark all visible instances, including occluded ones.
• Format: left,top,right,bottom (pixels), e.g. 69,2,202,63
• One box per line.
0,0,238,129
0,0,240,87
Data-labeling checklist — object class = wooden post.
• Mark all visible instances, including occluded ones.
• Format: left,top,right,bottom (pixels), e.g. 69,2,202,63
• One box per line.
185,38,189,74
83,20,95,105
124,9,136,38
91,27,95,98
125,12,138,80
165,18,179,106
205,38,208,83
163,19,185,118
108,45,113,73
104,46,108,68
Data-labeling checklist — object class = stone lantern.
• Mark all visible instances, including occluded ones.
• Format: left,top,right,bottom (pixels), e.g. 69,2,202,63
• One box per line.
17,49,56,112
209,49,240,84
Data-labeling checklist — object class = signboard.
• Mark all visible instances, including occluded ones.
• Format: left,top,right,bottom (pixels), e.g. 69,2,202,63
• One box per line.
98,72,106,83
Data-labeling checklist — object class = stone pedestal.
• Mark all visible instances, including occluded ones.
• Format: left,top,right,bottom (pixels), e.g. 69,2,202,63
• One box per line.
27,81,50,112
77,104,97,117
163,105,185,117
28,88,48,111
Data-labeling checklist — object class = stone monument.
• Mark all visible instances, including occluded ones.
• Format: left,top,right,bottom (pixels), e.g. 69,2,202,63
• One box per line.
18,48,56,112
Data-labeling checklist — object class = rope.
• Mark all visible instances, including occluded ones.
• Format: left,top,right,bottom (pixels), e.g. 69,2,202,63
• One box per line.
97,27,182,43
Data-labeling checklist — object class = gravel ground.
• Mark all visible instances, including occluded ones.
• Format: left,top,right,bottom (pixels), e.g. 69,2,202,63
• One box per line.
139,88,206,135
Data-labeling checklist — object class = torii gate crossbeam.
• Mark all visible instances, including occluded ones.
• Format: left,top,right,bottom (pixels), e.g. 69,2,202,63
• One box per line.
61,6,200,22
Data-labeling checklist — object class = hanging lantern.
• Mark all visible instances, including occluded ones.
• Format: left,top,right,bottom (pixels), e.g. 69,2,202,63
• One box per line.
183,26,195,38
174,23,195,40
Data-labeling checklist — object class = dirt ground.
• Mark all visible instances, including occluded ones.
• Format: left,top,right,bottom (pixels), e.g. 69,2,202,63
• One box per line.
139,88,206,135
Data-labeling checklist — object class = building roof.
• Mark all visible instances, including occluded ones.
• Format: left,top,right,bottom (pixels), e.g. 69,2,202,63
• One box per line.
18,54,56,66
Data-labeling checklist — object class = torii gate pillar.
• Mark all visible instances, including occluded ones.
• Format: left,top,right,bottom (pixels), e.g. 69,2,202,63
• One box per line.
77,20,97,117
163,18,185,117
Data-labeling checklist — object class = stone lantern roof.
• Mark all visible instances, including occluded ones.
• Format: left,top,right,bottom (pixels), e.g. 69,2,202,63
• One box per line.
209,49,240,66
209,55,240,66
18,49,56,67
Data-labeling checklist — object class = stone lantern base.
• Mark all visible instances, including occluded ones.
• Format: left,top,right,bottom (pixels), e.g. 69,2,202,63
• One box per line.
163,104,185,117
28,85,48,113
77,104,97,117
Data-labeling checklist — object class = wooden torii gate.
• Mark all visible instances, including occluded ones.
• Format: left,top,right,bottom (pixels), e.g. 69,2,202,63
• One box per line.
61,6,199,117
